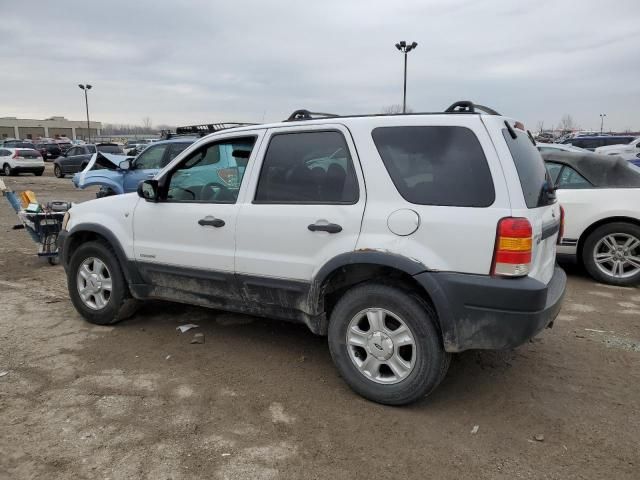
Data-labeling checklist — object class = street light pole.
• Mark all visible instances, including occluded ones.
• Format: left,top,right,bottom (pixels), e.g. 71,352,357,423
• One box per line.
599,113,606,135
78,84,93,142
395,41,418,113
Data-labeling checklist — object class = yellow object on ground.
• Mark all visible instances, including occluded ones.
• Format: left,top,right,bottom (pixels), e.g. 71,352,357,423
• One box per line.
19,191,37,208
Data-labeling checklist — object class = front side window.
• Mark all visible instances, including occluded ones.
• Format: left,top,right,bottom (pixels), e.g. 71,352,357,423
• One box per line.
135,145,168,169
545,162,563,184
556,166,592,189
372,126,495,207
254,131,359,204
166,136,256,203
67,147,78,156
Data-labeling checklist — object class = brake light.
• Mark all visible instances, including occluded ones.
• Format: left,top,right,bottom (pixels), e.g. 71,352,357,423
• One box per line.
557,206,565,245
12,151,21,159
491,217,532,277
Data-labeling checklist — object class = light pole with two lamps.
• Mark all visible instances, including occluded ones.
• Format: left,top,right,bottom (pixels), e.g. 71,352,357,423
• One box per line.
599,113,607,135
395,41,418,114
78,84,92,142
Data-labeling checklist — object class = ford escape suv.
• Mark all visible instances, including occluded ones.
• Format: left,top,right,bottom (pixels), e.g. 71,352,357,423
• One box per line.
58,101,566,405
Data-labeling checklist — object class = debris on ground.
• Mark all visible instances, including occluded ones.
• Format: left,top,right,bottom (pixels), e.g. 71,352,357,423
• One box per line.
221,453,231,457
176,324,199,333
191,333,205,344
0,371,8,378
534,434,545,442
471,425,479,435
585,328,608,333
165,355,171,360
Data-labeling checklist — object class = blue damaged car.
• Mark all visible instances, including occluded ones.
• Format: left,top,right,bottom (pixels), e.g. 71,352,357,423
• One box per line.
73,138,195,197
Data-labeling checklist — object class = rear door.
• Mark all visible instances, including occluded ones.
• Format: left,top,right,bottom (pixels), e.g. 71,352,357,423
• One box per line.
484,116,561,284
234,124,366,304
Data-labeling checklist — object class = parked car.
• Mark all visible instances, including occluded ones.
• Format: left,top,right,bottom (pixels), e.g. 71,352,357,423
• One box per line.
34,142,62,161
537,143,589,155
1,140,36,149
594,136,640,161
58,102,565,405
562,135,636,151
0,147,45,176
544,151,640,285
73,138,196,196
54,143,125,178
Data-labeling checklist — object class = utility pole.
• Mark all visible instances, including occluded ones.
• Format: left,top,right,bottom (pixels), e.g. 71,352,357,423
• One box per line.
395,41,418,113
78,84,93,142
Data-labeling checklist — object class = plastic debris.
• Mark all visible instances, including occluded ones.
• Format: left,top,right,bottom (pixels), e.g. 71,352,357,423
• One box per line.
534,434,545,442
222,453,231,457
0,371,8,378
470,425,479,434
165,355,171,360
584,328,606,333
176,324,199,333
191,333,205,344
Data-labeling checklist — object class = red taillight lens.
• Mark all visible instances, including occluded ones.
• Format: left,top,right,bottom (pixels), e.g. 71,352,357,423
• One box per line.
557,206,565,245
12,151,19,159
491,217,532,277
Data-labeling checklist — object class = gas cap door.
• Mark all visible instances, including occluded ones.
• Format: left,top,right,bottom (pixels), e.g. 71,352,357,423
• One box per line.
387,209,420,236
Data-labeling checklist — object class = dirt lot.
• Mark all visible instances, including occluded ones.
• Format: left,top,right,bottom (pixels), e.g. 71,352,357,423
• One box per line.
1,164,639,479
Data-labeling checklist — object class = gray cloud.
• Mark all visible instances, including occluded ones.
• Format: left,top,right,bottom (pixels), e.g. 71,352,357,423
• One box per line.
1,0,639,131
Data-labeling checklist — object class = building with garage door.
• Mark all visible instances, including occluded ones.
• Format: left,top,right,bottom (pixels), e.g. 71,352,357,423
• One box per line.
0,116,102,141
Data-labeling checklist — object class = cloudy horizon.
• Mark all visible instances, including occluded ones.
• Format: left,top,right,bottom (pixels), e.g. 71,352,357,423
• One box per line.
1,0,639,132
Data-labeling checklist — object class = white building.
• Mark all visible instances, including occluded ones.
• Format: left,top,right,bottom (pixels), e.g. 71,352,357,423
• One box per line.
0,116,102,141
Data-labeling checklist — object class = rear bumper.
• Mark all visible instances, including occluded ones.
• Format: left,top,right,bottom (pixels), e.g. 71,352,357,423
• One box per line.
414,266,566,352
10,165,45,173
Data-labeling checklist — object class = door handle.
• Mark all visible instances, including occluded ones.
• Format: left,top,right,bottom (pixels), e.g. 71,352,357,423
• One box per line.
308,222,342,234
198,217,225,228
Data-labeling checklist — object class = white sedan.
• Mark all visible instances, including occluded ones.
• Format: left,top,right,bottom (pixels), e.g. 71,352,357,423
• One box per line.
595,136,640,161
543,151,640,286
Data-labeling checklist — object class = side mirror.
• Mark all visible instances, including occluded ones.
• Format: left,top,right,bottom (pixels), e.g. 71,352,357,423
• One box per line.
138,179,159,202
119,159,132,171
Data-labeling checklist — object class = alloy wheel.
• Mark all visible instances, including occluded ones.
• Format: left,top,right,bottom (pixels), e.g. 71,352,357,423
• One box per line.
593,233,640,279
76,257,113,310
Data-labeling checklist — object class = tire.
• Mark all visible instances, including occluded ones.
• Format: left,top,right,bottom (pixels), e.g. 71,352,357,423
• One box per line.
67,240,139,325
582,222,640,286
328,283,450,406
3,164,13,176
54,164,64,178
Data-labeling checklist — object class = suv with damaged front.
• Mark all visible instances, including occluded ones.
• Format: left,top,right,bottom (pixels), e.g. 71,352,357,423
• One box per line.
57,102,566,405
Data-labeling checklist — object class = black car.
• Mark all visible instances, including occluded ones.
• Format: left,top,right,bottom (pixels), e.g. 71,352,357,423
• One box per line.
562,135,636,151
53,143,125,178
35,142,63,161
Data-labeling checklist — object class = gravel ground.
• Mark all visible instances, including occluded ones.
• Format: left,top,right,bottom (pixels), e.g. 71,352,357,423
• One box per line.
1,164,639,479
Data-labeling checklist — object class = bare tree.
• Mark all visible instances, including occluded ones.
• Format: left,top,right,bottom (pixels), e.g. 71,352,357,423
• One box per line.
559,114,576,132
142,116,153,132
381,104,414,114
536,121,544,134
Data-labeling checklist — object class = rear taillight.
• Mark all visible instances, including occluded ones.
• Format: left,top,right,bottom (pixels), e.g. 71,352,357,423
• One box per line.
12,151,21,159
557,206,565,245
491,217,532,277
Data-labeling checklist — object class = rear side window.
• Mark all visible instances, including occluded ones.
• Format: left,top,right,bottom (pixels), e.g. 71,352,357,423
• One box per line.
17,149,40,158
97,144,124,154
502,130,555,208
371,126,494,207
254,131,359,204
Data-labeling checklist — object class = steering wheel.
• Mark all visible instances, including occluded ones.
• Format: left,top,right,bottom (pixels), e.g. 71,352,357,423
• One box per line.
201,182,232,202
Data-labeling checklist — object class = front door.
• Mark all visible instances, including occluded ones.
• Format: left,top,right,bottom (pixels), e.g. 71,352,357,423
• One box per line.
234,125,366,310
124,143,169,193
132,132,264,302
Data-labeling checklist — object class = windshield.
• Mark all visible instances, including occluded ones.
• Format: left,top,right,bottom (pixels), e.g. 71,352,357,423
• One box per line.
97,145,124,154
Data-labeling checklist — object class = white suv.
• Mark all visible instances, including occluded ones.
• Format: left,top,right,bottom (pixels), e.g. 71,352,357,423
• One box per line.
58,102,566,405
0,147,45,176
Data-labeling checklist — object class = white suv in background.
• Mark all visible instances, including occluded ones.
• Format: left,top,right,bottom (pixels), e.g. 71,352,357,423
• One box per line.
57,102,566,405
0,147,45,176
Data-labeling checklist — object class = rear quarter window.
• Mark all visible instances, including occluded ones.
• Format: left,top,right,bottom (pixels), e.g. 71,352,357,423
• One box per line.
371,126,495,207
502,130,555,208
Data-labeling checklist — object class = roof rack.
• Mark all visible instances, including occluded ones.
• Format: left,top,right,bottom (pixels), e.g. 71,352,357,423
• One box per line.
286,109,339,121
444,101,501,116
161,123,257,139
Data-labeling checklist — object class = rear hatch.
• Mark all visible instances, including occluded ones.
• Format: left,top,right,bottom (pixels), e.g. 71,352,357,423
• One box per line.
16,149,42,160
483,117,560,284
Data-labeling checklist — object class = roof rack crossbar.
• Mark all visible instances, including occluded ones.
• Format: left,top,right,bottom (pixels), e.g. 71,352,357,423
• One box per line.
286,109,339,121
444,101,500,116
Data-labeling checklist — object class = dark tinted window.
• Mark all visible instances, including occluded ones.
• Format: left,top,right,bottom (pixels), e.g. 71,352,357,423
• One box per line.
66,147,79,156
254,131,359,204
572,138,602,150
502,130,555,208
372,126,494,207
17,149,40,158
603,137,635,147
87,145,97,153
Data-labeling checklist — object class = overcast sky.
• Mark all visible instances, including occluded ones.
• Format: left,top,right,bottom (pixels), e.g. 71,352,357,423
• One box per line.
1,0,639,131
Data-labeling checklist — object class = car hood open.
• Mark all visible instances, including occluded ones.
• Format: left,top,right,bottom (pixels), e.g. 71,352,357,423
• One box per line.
74,152,132,188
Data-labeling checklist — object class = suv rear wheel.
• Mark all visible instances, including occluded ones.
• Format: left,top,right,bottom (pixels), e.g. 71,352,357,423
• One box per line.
328,283,450,405
68,241,138,324
3,164,13,176
583,222,640,286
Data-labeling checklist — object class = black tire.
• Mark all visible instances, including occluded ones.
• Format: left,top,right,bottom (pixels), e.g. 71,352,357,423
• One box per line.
67,241,139,325
3,163,13,176
328,283,450,406
582,222,640,286
54,164,64,178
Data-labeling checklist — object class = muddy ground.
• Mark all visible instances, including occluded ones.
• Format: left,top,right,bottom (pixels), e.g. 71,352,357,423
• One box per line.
0,164,638,479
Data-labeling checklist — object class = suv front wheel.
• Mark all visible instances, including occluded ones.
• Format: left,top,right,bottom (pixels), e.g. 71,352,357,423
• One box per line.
68,241,138,324
328,283,450,406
